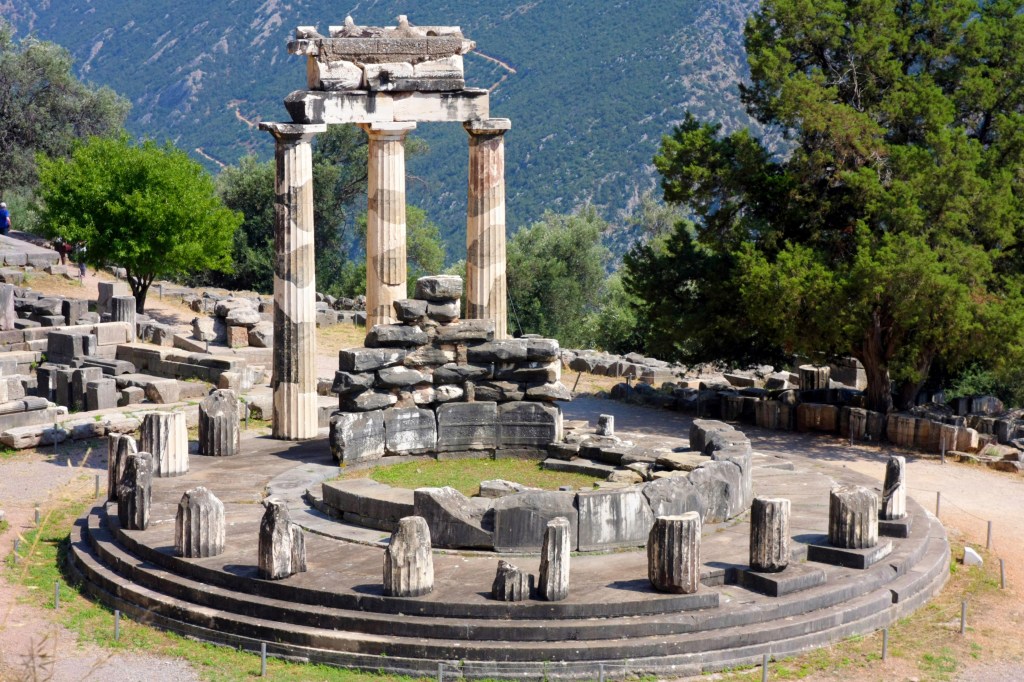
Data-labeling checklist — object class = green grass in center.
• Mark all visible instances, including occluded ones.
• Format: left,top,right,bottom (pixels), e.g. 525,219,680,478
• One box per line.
359,458,602,496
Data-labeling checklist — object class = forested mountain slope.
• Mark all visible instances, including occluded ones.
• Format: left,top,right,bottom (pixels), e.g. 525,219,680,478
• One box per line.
3,0,761,250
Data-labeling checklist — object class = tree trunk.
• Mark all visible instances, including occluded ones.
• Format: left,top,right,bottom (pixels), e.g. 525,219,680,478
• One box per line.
893,351,935,411
859,351,893,414
127,274,152,314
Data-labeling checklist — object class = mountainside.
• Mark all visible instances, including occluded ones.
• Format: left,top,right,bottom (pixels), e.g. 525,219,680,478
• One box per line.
3,0,761,253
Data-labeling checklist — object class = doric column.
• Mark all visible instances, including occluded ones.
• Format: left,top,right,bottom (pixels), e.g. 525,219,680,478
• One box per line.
465,119,511,339
361,122,416,328
259,122,325,440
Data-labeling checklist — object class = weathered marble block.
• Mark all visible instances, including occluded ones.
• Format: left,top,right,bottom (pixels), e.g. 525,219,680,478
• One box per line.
828,486,878,549
383,515,434,597
492,559,529,602
881,456,906,520
436,401,497,451
413,487,492,549
538,516,571,601
492,490,578,552
106,433,138,501
596,414,614,437
258,498,307,580
798,364,830,390
497,401,560,449
576,487,655,551
175,487,226,558
141,411,189,477
117,452,153,531
330,410,386,464
110,295,137,339
384,407,437,454
198,389,241,456
750,497,790,572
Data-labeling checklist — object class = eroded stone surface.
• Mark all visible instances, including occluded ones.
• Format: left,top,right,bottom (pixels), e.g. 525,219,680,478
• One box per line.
198,389,241,456
258,498,307,580
538,516,570,601
881,456,907,520
491,559,529,602
647,512,701,594
106,433,138,501
175,487,226,558
141,411,189,478
117,452,152,531
750,497,790,572
383,515,434,597
828,486,878,549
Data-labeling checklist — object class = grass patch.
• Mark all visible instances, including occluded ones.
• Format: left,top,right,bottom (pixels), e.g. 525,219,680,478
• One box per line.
2,484,422,682
345,457,603,496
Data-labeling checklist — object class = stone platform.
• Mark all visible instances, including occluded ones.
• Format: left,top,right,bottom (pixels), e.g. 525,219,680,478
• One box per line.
69,431,949,679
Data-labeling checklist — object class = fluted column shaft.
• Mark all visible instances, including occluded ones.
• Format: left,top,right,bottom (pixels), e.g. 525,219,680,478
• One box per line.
465,119,511,339
260,122,325,440
362,122,415,328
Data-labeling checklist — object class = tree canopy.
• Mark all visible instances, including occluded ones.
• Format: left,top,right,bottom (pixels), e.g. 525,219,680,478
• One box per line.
626,0,1024,412
38,135,241,311
507,207,610,347
0,23,128,190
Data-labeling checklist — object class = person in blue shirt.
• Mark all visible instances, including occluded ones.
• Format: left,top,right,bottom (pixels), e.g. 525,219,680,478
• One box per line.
0,202,10,236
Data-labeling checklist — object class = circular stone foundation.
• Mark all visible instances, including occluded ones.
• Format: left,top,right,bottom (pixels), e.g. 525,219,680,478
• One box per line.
70,420,949,680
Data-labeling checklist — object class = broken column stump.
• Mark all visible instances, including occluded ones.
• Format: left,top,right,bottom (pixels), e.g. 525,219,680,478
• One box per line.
106,433,138,501
384,515,434,597
141,411,189,477
110,295,137,339
798,364,830,391
491,559,530,602
647,512,701,594
175,487,226,558
828,486,878,549
198,389,241,456
117,452,153,531
258,498,307,580
749,497,790,572
538,516,571,601
881,456,906,520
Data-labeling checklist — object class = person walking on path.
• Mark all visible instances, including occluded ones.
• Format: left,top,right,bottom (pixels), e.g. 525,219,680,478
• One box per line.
74,241,88,278
0,202,10,236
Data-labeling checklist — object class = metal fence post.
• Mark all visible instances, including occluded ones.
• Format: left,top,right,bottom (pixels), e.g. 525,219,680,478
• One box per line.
260,642,267,676
761,652,769,681
114,609,120,641
960,600,967,635
882,628,889,660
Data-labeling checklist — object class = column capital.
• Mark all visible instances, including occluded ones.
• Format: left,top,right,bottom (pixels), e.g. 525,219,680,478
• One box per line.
259,122,327,143
465,118,512,136
359,121,416,140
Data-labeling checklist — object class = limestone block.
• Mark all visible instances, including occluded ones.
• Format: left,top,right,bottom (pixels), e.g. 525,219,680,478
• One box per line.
248,320,273,348
365,324,428,348
192,317,218,342
702,428,751,456
492,490,578,552
498,401,560,449
538,517,571,601
467,339,527,363
750,497,790,572
436,401,497,451
339,347,406,372
70,367,102,412
97,282,130,316
341,390,398,412
711,445,754,512
383,516,434,597
119,386,145,406
577,487,655,551
175,487,226,558
330,410,385,464
117,452,152,531
383,407,436,454
258,498,307,580
426,300,459,323
332,370,375,396
308,58,363,90
596,414,614,437
963,546,983,567
688,460,745,523
106,433,138,501
887,413,917,448
525,382,572,402
226,325,249,348
914,418,942,452
225,307,261,328
404,346,455,367
647,512,701,594
755,400,782,429
478,479,536,499
393,298,427,322
828,486,878,549
376,366,428,388
492,559,530,602
688,419,733,453
434,319,495,343
413,486,492,549
198,389,241,456
653,452,707,472
798,365,830,390
414,275,463,301
144,378,181,404
642,476,705,520
881,456,906,520
86,378,118,411
141,411,189,477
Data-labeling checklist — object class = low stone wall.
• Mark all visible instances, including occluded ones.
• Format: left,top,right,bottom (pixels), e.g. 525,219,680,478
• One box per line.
562,349,684,384
319,419,754,552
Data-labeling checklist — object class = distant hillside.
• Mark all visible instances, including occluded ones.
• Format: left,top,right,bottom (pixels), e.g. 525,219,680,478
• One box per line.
3,0,762,254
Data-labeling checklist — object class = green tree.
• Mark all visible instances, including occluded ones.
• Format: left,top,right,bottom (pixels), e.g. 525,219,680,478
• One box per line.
627,0,1024,412
38,135,241,312
0,23,128,190
507,207,610,347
